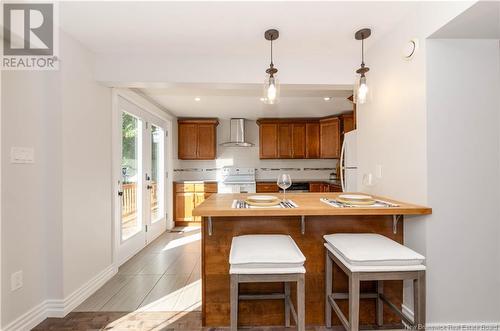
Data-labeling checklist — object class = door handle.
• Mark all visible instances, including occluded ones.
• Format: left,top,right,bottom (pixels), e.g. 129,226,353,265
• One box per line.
118,191,123,196
147,185,153,190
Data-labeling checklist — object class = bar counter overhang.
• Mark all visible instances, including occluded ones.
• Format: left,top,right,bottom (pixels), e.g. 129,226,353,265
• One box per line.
193,193,431,328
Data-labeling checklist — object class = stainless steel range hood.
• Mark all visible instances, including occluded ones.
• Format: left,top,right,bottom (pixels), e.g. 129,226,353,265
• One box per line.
220,118,254,147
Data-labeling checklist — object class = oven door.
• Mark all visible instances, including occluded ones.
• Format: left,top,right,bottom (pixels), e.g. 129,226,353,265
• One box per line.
218,182,256,194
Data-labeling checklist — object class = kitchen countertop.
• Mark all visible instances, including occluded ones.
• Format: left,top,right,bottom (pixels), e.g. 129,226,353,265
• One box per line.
174,180,218,183
193,192,431,217
256,178,341,185
174,179,342,185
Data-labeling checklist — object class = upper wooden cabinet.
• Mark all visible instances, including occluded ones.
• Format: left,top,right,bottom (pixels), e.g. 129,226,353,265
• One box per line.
340,112,355,135
278,124,293,158
319,117,341,159
259,123,278,159
258,118,340,159
178,119,219,160
305,123,320,159
292,123,306,159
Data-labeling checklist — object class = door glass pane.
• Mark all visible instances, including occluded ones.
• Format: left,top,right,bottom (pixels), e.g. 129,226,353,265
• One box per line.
121,112,142,240
151,124,164,223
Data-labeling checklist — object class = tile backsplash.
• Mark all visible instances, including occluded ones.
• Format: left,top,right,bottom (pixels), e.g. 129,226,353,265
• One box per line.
173,165,338,182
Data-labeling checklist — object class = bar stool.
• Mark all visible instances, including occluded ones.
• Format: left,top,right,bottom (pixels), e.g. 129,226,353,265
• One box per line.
324,233,426,331
229,234,306,331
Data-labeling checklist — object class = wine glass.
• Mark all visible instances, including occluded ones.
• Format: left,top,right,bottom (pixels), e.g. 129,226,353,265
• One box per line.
277,174,292,201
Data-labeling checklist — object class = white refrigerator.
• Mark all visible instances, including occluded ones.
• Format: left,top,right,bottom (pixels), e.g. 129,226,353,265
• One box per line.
340,130,358,192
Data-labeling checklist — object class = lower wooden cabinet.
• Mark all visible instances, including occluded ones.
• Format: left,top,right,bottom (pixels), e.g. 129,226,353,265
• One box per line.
174,182,217,225
174,192,195,223
309,182,331,192
329,184,342,192
256,182,280,193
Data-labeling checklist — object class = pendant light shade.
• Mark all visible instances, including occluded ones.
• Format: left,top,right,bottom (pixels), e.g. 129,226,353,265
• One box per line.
263,74,280,104
262,29,280,105
354,28,371,105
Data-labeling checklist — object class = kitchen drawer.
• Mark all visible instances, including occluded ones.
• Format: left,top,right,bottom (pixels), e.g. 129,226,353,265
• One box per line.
256,182,280,193
195,182,218,193
175,182,195,193
329,184,342,192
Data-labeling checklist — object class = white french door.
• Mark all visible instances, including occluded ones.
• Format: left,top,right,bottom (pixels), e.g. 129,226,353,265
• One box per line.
115,96,168,265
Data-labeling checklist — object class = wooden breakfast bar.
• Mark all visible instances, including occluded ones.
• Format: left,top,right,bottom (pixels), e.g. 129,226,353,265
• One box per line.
193,192,431,328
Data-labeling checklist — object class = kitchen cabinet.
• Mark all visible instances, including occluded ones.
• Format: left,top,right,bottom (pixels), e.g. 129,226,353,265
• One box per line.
329,183,342,192
256,182,280,193
258,118,340,159
292,123,306,158
310,182,331,192
259,123,278,159
305,123,320,158
278,124,293,158
174,182,217,225
178,119,218,160
340,112,355,134
319,117,341,158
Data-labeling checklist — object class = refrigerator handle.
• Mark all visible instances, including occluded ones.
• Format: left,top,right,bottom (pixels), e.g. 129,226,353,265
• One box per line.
340,138,346,192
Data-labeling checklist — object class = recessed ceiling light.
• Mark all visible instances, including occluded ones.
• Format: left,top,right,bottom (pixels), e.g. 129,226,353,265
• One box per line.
194,97,201,102
323,97,332,101
260,97,267,102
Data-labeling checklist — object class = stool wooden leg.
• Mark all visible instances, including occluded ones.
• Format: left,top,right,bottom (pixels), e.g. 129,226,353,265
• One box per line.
325,251,333,328
284,282,291,327
297,274,305,331
230,274,239,331
376,280,384,326
413,271,426,328
349,273,360,331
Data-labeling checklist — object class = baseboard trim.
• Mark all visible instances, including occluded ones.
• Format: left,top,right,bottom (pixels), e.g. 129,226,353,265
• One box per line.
401,305,500,330
3,264,117,331
426,322,500,329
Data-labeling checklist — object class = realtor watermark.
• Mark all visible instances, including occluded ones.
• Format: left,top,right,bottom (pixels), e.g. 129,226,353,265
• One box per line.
2,2,59,70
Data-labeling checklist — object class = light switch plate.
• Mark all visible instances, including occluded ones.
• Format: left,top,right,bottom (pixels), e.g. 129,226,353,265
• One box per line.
11,147,34,164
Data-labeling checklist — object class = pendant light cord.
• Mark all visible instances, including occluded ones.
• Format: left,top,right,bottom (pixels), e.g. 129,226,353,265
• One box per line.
361,37,365,67
270,38,274,67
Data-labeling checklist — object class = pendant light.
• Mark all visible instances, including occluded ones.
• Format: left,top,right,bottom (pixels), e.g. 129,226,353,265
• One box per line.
262,29,280,104
354,28,371,104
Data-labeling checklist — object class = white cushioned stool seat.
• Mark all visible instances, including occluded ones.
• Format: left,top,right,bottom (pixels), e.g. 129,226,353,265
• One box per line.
230,235,306,274
324,233,425,272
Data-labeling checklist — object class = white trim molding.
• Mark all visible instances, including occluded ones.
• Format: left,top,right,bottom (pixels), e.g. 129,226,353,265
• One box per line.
3,265,117,331
402,304,500,331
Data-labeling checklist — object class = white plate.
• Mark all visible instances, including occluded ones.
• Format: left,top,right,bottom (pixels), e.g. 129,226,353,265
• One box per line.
247,195,279,202
338,194,373,201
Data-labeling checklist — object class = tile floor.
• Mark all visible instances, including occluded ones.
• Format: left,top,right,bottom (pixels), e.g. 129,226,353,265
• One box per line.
75,226,202,313
33,227,337,330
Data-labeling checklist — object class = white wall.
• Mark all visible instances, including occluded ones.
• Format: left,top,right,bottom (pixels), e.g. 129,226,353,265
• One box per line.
59,32,113,297
173,119,340,182
1,30,112,328
426,39,500,322
2,70,62,326
355,0,474,321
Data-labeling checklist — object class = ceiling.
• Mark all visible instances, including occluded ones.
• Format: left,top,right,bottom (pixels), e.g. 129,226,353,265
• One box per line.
137,84,353,119
60,1,422,57
431,1,500,39
58,1,423,118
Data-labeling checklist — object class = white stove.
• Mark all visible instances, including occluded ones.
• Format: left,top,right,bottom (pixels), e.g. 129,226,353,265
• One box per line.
218,167,256,193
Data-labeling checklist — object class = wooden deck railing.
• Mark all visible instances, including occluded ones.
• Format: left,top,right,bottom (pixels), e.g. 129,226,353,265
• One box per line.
121,183,158,217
